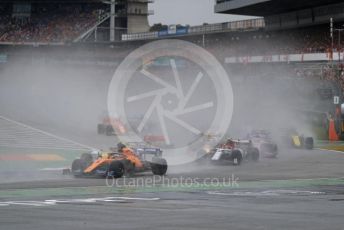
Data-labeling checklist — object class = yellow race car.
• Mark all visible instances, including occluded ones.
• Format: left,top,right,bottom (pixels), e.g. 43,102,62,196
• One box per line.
281,128,314,150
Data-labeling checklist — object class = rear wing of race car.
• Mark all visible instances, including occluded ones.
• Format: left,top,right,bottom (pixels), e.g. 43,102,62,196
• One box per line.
232,139,251,144
133,147,163,162
135,148,162,156
126,142,144,148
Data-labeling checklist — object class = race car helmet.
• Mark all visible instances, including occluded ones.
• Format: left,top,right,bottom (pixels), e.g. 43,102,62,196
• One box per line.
117,142,126,152
91,150,101,155
226,138,235,148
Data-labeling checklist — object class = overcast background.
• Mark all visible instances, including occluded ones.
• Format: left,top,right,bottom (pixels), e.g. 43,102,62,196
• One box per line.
148,0,256,26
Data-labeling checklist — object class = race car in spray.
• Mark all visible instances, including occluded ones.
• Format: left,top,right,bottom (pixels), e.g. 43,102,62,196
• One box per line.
210,139,260,165
247,130,278,158
97,115,126,136
70,143,168,178
280,128,314,150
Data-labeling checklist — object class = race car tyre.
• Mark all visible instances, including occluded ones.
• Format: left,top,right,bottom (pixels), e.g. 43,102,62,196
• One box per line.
122,159,135,177
305,137,314,150
151,157,168,176
231,150,243,166
97,124,105,134
80,153,93,167
266,144,278,158
247,148,260,162
105,125,114,136
273,144,278,157
71,159,85,177
108,161,125,178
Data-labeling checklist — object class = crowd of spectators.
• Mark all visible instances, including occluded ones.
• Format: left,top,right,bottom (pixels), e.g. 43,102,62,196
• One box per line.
205,25,342,58
202,25,344,94
0,4,103,43
1,5,342,53
294,64,344,100
1,6,344,95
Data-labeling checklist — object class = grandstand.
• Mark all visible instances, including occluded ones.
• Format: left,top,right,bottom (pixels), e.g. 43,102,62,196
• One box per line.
119,0,344,138
215,0,344,29
0,0,153,44
213,0,344,138
0,0,344,140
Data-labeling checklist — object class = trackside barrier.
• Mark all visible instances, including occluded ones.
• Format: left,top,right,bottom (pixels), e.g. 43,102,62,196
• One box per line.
121,18,265,41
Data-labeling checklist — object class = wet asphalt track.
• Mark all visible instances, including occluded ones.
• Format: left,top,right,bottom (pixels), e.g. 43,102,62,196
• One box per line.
0,148,344,230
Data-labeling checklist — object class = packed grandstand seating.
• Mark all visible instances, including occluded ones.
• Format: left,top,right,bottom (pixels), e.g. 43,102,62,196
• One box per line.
0,3,343,100
205,25,342,58
0,3,343,57
203,25,344,94
1,3,341,55
0,4,103,43
294,64,344,98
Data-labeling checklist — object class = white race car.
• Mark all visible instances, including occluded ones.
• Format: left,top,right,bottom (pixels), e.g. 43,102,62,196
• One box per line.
211,140,260,165
247,130,278,158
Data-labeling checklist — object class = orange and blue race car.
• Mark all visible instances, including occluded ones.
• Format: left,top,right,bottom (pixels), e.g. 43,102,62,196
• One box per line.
70,143,168,178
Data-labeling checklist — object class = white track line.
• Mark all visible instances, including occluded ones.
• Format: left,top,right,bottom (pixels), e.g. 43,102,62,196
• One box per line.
207,190,325,197
0,197,160,207
39,168,68,171
0,115,93,150
0,144,88,151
